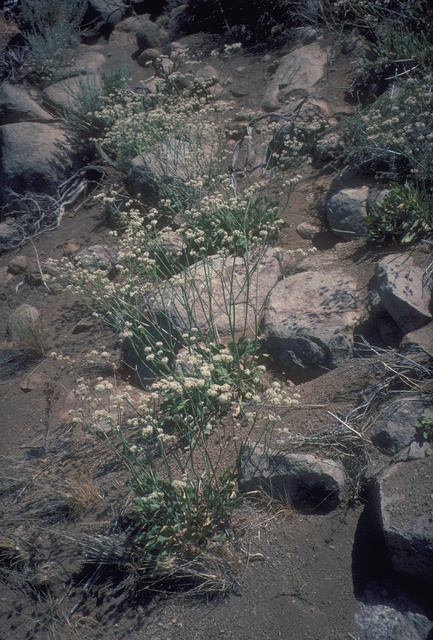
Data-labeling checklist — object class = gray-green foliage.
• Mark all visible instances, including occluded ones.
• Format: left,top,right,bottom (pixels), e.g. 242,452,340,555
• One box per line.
19,0,87,84
19,0,87,30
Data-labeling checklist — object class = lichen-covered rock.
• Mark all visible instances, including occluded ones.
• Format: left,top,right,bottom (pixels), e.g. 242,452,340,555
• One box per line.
375,254,432,333
261,268,365,378
326,186,369,239
370,397,433,456
149,246,290,342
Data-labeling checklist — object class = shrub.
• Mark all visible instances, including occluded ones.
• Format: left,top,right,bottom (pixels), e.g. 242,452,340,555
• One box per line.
340,75,433,189
17,0,87,84
416,414,433,443
334,0,433,100
365,182,432,244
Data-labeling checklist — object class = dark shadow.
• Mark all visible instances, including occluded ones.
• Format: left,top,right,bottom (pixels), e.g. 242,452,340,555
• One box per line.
352,495,433,620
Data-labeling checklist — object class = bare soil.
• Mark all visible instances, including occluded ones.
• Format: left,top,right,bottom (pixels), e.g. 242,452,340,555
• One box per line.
0,26,432,640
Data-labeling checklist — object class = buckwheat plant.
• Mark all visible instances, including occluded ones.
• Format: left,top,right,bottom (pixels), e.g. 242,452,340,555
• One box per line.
65,350,298,590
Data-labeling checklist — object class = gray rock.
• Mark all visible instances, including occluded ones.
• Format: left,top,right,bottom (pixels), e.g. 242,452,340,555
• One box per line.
296,221,321,240
401,324,433,354
196,65,219,85
149,230,186,264
6,304,41,339
0,122,75,201
375,254,432,333
7,255,28,275
0,84,53,124
127,137,213,205
239,443,347,513
137,48,161,67
262,42,327,112
136,19,168,52
407,440,430,460
375,455,433,584
357,602,433,640
108,15,142,46
74,245,117,271
370,397,433,456
261,269,364,377
149,246,290,343
0,221,18,244
326,186,369,239
292,249,339,273
87,0,125,29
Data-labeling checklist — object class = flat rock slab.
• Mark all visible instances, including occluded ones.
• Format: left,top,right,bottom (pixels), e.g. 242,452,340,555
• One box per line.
261,268,364,377
0,122,75,199
375,254,432,333
375,455,433,584
262,42,327,112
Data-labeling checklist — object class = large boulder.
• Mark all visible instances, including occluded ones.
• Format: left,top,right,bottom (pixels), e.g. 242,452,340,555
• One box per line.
262,42,327,112
0,122,75,202
84,0,126,34
261,268,364,378
375,254,433,334
109,15,142,46
136,18,168,52
375,455,433,585
326,186,369,239
401,324,433,354
370,396,433,456
0,84,53,124
148,247,290,343
239,443,347,513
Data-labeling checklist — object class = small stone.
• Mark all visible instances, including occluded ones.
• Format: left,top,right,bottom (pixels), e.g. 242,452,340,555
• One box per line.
407,441,429,460
137,48,161,67
26,272,44,287
72,319,94,335
7,255,28,275
63,242,79,257
296,221,321,240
